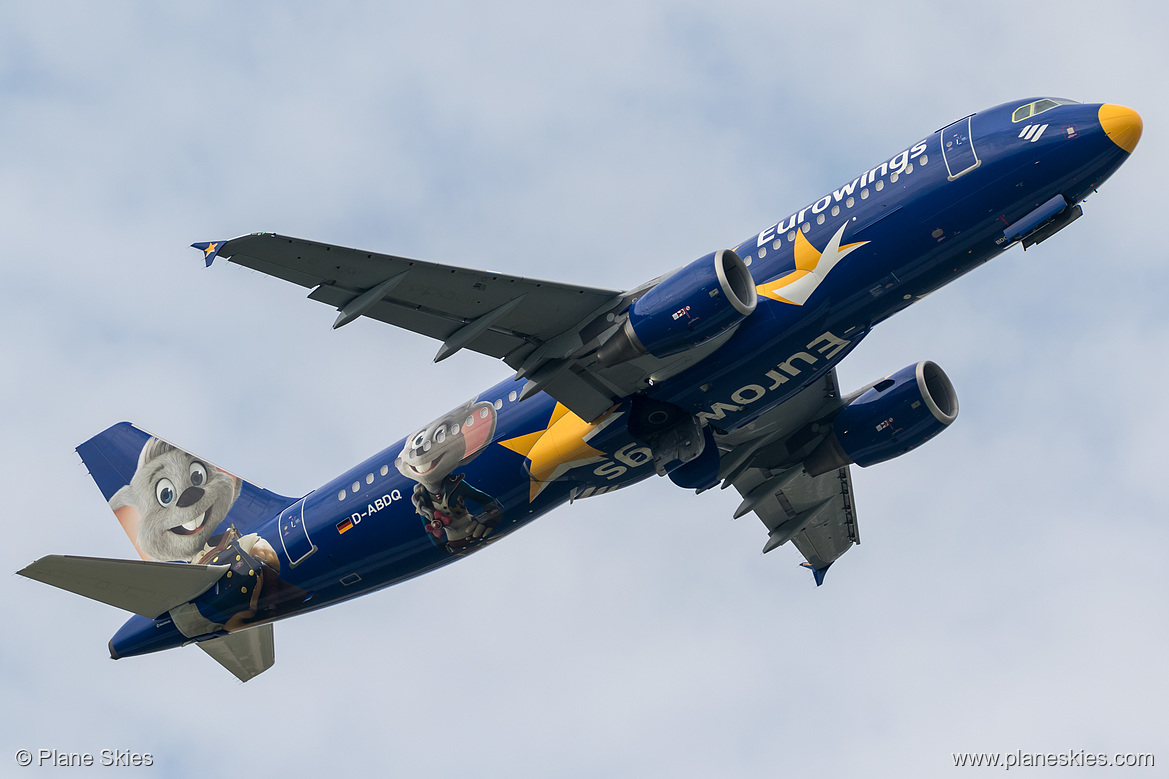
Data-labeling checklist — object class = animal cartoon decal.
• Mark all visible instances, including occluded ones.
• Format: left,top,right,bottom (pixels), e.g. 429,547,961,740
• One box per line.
111,437,242,563
396,399,503,553
108,434,306,631
186,524,304,632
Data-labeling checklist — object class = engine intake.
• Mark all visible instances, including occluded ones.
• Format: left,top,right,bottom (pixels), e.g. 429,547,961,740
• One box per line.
598,249,757,365
805,361,958,476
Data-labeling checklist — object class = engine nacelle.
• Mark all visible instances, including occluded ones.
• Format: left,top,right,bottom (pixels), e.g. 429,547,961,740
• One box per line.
597,249,757,365
805,361,959,476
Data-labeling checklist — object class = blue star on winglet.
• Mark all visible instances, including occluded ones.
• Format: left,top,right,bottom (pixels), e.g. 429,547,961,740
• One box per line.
191,240,227,267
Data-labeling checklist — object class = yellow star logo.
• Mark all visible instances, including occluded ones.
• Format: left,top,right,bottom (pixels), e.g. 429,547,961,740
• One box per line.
499,403,612,501
203,242,219,257
756,223,869,305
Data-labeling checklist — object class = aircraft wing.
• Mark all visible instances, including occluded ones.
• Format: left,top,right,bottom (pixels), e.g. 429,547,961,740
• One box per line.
202,233,647,419
206,232,622,363
715,368,860,583
730,465,858,584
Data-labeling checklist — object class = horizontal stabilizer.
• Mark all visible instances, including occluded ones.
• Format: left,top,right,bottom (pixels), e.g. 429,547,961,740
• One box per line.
198,624,275,682
18,555,227,619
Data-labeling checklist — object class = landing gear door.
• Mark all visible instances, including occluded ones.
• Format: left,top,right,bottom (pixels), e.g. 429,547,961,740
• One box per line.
941,115,980,180
279,498,316,568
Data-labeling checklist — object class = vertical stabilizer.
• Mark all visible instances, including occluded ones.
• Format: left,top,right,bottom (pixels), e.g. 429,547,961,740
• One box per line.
76,423,295,563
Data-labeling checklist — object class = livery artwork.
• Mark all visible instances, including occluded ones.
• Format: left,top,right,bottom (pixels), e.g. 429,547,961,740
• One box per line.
16,99,1140,683
96,428,307,632
395,399,503,553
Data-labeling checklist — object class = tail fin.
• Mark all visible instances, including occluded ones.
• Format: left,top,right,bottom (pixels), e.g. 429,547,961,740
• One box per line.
77,422,295,563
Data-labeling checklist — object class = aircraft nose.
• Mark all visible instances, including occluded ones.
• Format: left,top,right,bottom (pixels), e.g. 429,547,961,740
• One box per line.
1098,104,1142,153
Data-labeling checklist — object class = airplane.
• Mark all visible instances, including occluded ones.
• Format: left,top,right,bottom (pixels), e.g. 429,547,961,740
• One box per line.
19,98,1142,681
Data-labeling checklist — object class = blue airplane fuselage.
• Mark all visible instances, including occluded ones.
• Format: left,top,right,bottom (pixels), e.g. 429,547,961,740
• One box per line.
110,98,1138,659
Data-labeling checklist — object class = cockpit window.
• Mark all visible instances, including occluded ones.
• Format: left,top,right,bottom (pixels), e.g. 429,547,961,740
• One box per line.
1012,98,1078,123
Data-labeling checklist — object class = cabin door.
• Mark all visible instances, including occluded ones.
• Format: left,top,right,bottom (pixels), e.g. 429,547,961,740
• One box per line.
278,497,317,568
940,115,980,180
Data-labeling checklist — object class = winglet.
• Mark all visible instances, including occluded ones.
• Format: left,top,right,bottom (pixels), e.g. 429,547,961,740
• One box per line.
191,240,228,267
800,561,832,587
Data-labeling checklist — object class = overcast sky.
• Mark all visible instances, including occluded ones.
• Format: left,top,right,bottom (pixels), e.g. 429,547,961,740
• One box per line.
2,2,1165,776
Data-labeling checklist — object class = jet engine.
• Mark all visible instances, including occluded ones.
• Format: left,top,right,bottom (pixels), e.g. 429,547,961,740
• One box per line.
598,249,757,365
805,361,958,476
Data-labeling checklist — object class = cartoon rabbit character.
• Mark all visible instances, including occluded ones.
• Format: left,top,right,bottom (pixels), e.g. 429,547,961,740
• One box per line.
396,399,503,552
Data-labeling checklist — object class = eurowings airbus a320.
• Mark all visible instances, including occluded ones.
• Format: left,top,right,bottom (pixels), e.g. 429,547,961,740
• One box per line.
20,98,1142,681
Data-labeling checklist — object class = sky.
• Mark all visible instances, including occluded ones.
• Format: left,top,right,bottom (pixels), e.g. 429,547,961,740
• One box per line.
2,1,1165,776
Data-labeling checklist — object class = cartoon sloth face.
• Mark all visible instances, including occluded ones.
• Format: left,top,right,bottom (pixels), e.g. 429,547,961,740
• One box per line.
396,399,497,493
112,438,241,562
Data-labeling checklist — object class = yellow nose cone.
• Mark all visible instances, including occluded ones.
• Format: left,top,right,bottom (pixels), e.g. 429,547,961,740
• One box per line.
1099,104,1142,153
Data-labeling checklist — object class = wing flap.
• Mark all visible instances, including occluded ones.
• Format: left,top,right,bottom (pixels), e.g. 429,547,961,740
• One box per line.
197,624,275,682
789,467,859,569
17,555,228,619
732,465,859,575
